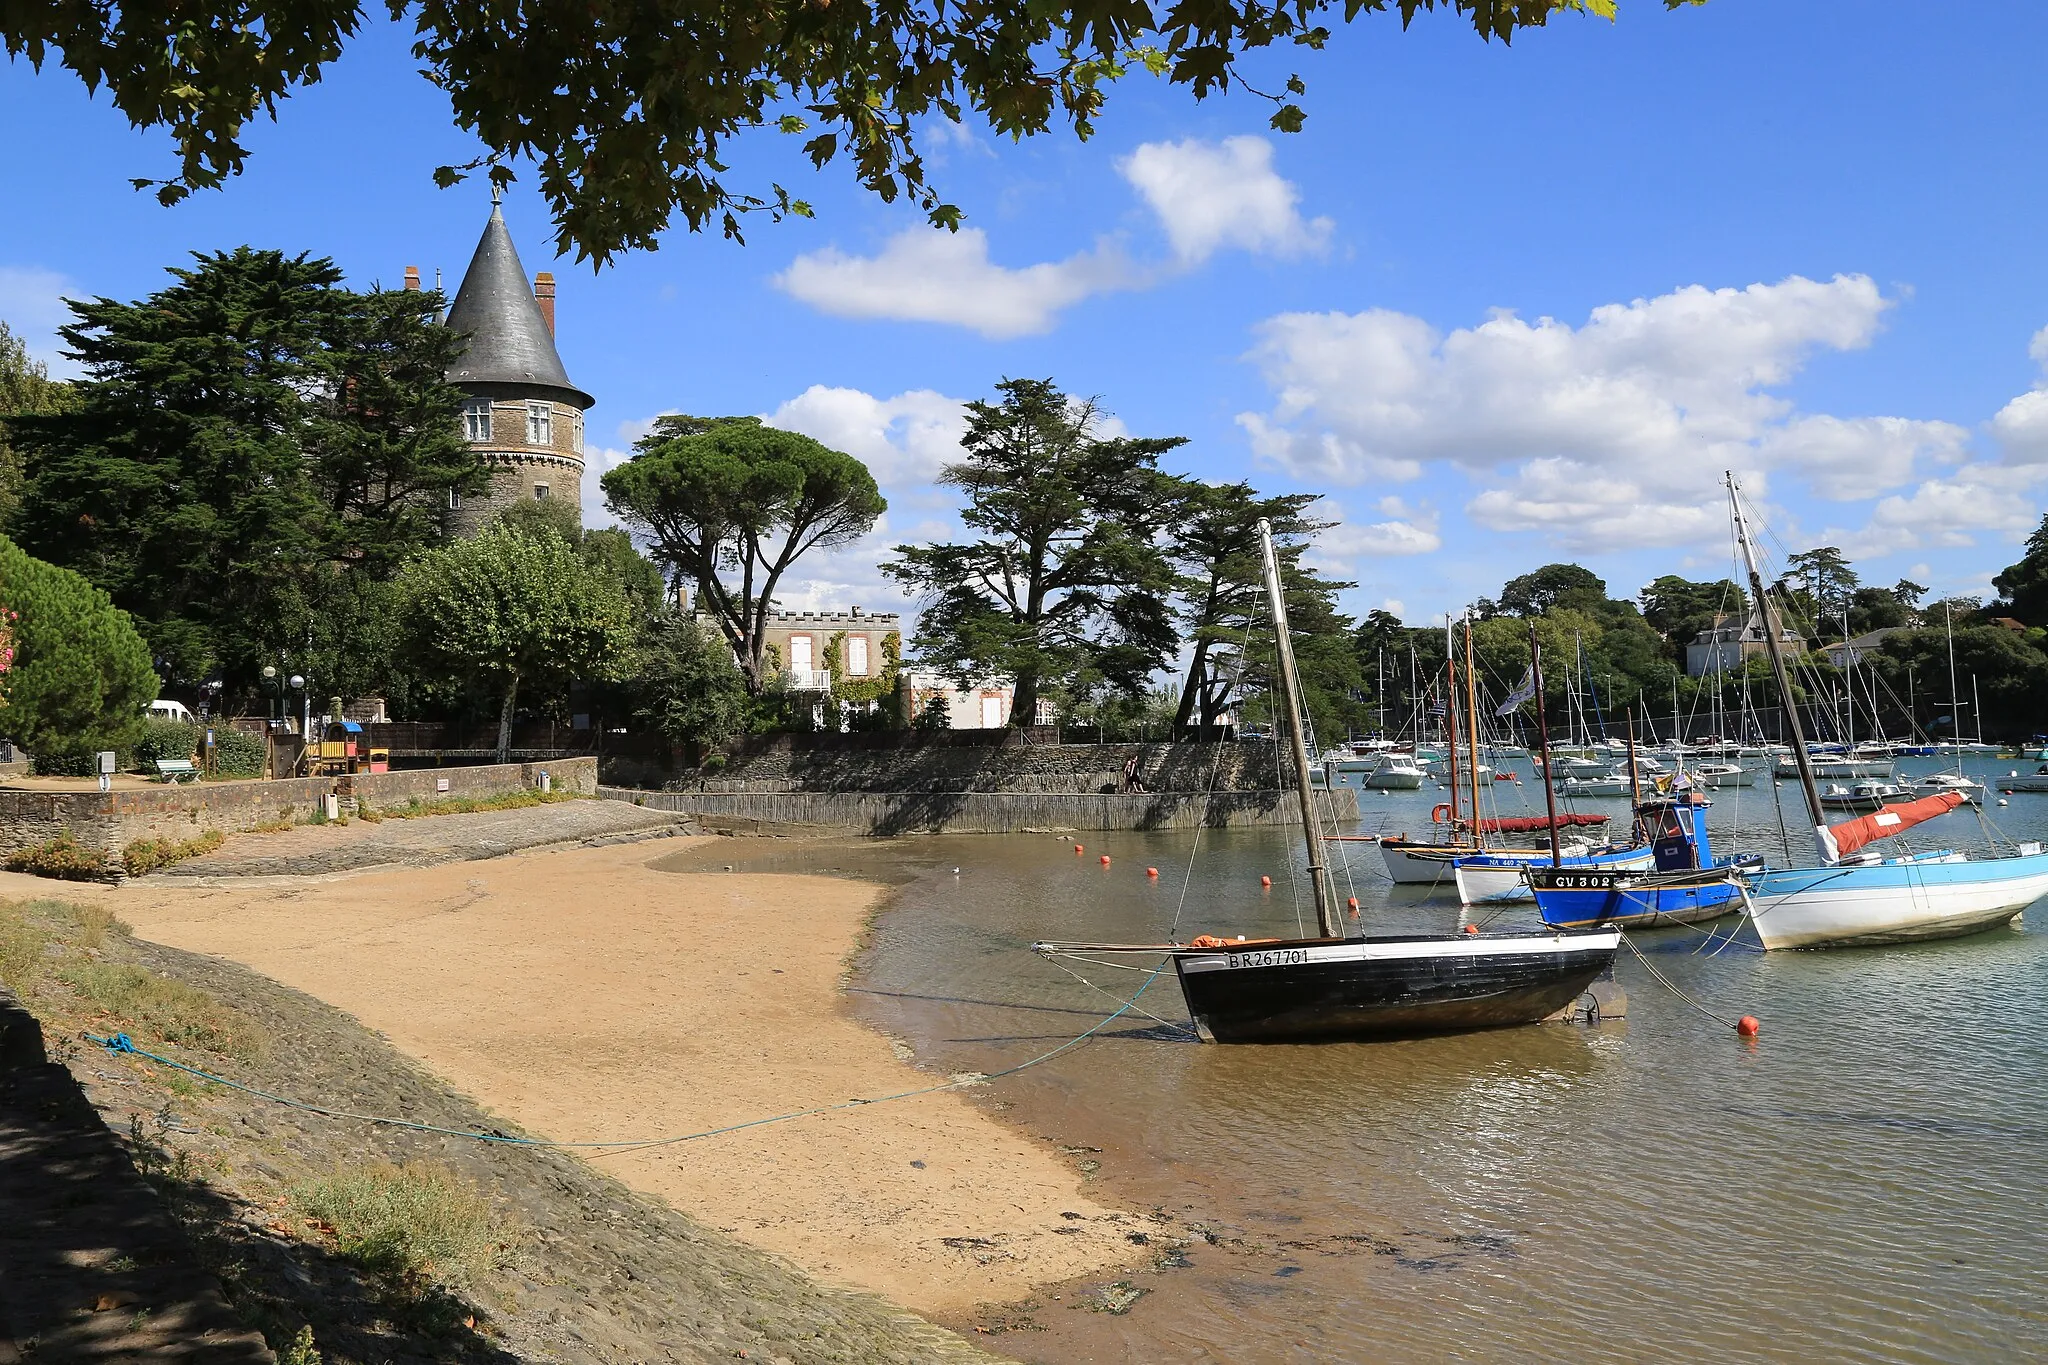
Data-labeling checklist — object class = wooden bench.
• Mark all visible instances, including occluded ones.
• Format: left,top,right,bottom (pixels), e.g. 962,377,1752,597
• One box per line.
153,758,198,784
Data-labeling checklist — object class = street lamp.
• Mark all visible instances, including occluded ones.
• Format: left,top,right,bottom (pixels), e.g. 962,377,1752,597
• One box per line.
289,674,308,738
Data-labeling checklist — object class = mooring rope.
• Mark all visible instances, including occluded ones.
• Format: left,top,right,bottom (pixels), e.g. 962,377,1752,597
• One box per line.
1618,933,1751,1033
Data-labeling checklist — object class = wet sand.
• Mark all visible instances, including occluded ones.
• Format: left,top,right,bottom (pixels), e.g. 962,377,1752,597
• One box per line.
8,838,1135,1315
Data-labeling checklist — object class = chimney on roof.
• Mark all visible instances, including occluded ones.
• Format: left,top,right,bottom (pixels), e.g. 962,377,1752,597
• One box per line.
533,272,556,335
403,266,421,291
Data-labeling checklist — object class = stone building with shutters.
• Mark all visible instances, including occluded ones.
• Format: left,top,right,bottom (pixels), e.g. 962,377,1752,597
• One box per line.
406,195,594,535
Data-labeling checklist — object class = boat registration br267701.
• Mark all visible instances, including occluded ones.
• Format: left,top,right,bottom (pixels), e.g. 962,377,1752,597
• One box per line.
1225,947,1311,969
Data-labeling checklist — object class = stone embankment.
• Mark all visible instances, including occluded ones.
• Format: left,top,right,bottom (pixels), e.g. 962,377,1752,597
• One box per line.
0,986,275,1361
155,799,692,878
614,736,1357,835
0,758,599,875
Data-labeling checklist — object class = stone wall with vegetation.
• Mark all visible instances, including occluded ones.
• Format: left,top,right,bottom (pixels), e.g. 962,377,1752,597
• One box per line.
686,738,1287,795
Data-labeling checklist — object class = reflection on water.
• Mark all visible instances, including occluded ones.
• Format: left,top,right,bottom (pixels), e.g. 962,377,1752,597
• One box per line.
675,755,2048,1363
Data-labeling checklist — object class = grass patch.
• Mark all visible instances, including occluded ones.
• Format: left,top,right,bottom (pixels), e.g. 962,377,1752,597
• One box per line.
4,832,111,881
61,960,264,1058
122,829,226,877
367,788,578,820
0,916,53,993
291,1162,510,1294
250,813,295,834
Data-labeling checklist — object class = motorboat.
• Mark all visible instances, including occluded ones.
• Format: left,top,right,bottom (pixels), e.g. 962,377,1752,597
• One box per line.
1901,773,1985,805
1818,779,1906,813
1360,752,1427,790
1995,765,2048,794
1693,762,1755,788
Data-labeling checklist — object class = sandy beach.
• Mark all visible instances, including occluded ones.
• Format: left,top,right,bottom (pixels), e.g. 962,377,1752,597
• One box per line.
7,837,1136,1315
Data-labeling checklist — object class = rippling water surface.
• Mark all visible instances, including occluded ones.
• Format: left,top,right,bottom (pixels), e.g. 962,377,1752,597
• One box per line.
708,755,2048,1363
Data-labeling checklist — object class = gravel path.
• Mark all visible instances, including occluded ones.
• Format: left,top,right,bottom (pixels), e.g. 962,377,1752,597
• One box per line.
157,800,691,879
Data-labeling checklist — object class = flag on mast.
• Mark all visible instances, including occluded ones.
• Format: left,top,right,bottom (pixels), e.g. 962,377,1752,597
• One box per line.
1496,666,1537,717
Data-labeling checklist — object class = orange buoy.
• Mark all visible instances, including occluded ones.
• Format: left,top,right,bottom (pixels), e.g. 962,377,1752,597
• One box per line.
1074,844,1084,854
1260,875,1272,888
1462,923,1479,935
1100,854,1111,865
1346,896,1360,919
1736,1015,1761,1037
1146,866,1159,878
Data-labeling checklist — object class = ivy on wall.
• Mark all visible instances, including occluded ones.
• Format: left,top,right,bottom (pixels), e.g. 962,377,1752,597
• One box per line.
827,630,900,708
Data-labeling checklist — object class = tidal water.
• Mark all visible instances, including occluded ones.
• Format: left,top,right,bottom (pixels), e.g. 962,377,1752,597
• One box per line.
708,754,2048,1363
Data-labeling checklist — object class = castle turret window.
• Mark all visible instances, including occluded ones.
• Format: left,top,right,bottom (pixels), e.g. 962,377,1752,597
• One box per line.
463,400,492,440
526,402,552,445
534,483,551,500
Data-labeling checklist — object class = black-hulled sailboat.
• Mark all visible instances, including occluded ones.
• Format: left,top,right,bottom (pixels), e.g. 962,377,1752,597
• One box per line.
1034,520,1618,1044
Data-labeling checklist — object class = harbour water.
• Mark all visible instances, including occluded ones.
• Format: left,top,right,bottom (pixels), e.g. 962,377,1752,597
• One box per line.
718,753,2048,1362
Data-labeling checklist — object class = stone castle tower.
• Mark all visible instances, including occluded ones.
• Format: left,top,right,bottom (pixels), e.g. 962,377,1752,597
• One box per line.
411,197,595,535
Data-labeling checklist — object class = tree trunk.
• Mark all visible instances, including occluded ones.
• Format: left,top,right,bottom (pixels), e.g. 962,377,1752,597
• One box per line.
497,672,519,765
1174,637,1210,735
1010,670,1038,728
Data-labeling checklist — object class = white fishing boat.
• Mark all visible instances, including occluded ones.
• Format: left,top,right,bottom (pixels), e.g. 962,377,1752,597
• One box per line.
1360,752,1427,790
1818,779,1905,813
1780,753,1893,779
1725,474,2048,950
1995,765,2048,793
1901,773,1985,805
1693,762,1755,788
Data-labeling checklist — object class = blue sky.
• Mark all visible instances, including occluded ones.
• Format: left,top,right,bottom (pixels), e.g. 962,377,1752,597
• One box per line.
6,0,2048,630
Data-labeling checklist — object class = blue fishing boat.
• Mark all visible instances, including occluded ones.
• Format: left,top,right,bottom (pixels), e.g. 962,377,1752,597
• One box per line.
1528,793,1758,929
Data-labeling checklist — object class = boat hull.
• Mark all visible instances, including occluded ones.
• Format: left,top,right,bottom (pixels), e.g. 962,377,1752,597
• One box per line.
1454,846,1657,904
1171,932,1621,1043
1744,851,2048,949
1530,868,1744,930
1379,840,1589,886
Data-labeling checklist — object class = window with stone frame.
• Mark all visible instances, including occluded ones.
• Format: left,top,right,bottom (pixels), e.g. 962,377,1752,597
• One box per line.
571,411,584,453
534,484,551,501
463,400,492,441
847,635,869,676
526,402,552,445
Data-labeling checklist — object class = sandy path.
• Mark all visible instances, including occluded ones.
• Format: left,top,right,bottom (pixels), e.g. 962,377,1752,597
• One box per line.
17,842,1133,1314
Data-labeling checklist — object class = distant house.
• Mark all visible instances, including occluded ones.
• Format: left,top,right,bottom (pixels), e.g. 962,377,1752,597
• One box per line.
754,607,901,694
903,669,1058,729
1684,610,1809,677
1822,627,1911,668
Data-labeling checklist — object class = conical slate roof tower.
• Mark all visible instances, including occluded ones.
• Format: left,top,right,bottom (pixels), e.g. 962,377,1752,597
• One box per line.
438,196,594,534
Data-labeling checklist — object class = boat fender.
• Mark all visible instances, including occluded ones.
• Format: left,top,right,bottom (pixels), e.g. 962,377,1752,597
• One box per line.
1432,803,1452,824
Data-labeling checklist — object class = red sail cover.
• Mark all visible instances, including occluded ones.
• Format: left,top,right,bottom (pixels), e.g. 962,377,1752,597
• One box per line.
1824,791,1966,859
1478,813,1610,835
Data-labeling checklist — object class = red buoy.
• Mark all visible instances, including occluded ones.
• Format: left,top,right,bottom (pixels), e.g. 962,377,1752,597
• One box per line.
1100,854,1111,865
1736,1015,1761,1037
1462,923,1479,935
1146,866,1159,878
1074,844,1084,854
1346,896,1360,919
1260,875,1272,888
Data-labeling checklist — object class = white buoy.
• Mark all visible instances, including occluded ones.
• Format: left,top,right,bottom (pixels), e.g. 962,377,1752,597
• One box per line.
1998,798,2011,807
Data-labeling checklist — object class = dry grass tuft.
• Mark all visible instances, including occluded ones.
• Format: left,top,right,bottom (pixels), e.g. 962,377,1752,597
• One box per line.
291,1161,512,1293
61,961,264,1058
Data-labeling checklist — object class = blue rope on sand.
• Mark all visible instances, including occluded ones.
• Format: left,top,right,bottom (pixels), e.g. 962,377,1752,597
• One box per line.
84,964,1169,1155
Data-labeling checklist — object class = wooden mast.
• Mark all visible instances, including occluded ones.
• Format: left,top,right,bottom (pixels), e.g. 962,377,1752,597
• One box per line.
1257,519,1341,938
1464,617,1483,847
1728,473,1827,842
1531,625,1563,866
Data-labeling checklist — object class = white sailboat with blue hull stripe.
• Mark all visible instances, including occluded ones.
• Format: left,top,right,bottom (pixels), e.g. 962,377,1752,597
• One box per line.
1727,473,2048,950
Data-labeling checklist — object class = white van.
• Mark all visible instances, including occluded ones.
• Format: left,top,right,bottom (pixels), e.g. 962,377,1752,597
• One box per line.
147,699,194,723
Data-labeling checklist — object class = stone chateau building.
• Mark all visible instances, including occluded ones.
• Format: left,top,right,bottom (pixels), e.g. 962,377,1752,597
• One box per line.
407,195,593,534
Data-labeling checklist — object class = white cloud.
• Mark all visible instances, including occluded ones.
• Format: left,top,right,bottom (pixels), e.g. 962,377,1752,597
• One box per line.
1990,325,2048,463
1229,274,2000,552
776,135,1328,336
773,227,1136,338
762,386,967,487
0,265,82,377
1118,136,1332,264
1317,497,1442,559
1827,464,2044,559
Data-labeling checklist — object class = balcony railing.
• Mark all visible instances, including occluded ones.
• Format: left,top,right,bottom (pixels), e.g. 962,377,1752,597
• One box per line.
783,668,835,692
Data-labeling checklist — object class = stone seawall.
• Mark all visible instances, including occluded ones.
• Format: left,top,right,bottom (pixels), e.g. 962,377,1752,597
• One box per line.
0,757,598,870
605,784,1359,836
689,738,1287,796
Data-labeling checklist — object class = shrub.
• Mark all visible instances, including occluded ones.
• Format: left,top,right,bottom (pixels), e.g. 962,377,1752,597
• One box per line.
122,829,224,877
211,727,266,778
4,832,110,880
61,960,262,1057
134,718,201,768
291,1162,508,1292
0,535,156,764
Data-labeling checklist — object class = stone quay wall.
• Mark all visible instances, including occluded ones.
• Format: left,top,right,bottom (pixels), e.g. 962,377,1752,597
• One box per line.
606,784,1358,837
689,737,1287,796
0,758,597,871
